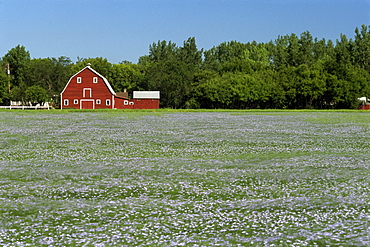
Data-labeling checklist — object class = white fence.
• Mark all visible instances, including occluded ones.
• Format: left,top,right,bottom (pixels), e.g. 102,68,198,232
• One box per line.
0,102,51,110
0,105,50,110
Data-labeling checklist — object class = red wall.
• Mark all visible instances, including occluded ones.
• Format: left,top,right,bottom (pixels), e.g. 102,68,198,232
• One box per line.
133,99,160,109
114,97,134,109
114,97,159,109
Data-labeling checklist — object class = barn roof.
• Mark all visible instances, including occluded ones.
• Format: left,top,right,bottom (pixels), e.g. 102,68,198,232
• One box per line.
61,65,116,95
133,91,160,99
115,92,130,99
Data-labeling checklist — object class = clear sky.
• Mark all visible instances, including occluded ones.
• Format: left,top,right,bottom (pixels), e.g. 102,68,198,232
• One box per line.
1,0,369,64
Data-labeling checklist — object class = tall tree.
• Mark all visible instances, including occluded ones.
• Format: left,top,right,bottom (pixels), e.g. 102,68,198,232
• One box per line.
245,42,270,71
72,57,112,79
146,60,193,108
334,34,354,70
148,40,177,62
25,85,49,105
203,41,251,73
287,33,300,67
109,63,144,92
25,56,73,96
178,37,203,67
142,38,202,108
353,25,370,72
298,31,315,66
0,67,8,104
2,45,31,94
270,35,289,69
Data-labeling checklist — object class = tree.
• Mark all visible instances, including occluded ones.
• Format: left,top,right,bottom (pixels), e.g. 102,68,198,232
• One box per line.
342,66,370,108
109,63,144,92
141,38,203,108
203,41,252,73
0,69,8,105
178,37,203,67
294,64,327,108
2,45,31,90
353,25,370,72
195,72,271,109
245,42,270,71
332,34,355,75
270,35,289,69
286,33,301,67
51,56,74,94
146,60,193,108
148,40,177,62
270,66,297,108
298,31,315,66
71,57,112,78
25,85,49,105
25,56,73,95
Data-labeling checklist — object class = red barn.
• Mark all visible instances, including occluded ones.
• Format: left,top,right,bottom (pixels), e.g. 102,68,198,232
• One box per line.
61,66,160,109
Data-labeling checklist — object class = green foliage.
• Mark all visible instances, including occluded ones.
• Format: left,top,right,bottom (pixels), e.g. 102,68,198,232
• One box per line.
0,72,8,104
109,63,144,92
148,40,178,62
195,72,270,109
25,85,49,105
145,60,194,108
72,57,112,78
25,57,73,95
9,85,27,102
353,25,370,72
2,45,30,89
142,37,203,108
179,37,203,67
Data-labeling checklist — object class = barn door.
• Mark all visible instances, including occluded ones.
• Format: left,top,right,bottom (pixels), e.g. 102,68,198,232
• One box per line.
81,100,94,109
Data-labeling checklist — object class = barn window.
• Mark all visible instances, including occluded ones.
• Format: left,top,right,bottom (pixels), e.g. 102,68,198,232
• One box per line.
96,99,101,104
93,77,98,83
129,102,134,105
74,99,78,104
64,99,69,106
124,100,129,105
77,77,82,83
106,99,111,106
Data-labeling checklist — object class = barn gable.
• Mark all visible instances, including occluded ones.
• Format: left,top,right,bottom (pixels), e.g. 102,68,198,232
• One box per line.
61,65,115,95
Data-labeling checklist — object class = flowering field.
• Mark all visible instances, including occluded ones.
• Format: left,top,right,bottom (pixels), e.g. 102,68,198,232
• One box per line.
0,110,369,246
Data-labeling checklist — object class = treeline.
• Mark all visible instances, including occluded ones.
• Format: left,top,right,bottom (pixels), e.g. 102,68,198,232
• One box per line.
1,25,370,109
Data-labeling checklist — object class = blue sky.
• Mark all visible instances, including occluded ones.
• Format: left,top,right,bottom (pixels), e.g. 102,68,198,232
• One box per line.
1,0,369,63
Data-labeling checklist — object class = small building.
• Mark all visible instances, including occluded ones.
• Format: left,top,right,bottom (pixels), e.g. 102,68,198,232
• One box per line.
358,97,369,110
60,65,160,109
358,103,370,110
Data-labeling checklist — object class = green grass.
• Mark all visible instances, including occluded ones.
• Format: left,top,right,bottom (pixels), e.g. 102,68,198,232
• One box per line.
0,111,369,246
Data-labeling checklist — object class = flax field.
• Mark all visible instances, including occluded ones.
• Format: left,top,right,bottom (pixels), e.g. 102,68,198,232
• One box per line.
0,110,369,246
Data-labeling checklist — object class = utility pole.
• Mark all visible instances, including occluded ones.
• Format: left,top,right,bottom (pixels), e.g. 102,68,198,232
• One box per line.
7,63,10,93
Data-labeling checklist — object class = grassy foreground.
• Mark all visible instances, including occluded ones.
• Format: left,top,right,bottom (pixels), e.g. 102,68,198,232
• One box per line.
0,110,369,246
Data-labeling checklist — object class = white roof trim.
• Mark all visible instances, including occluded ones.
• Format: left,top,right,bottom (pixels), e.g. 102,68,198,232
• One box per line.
133,91,160,99
61,66,116,95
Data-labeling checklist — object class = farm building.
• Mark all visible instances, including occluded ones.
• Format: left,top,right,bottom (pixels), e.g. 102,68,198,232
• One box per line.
358,97,370,110
60,65,160,109
358,103,370,110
